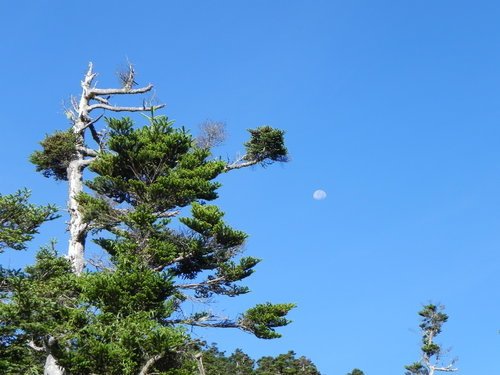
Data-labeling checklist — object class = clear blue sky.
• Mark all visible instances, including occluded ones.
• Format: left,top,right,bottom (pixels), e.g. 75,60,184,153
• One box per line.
1,1,499,374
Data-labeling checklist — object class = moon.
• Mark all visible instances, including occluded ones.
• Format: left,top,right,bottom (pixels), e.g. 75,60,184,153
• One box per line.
313,189,327,200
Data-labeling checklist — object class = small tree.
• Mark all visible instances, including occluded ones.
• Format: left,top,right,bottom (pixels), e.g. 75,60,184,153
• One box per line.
347,369,365,375
405,304,457,375
255,350,321,375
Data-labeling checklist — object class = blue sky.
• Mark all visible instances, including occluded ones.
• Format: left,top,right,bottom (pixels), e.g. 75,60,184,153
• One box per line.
1,1,500,373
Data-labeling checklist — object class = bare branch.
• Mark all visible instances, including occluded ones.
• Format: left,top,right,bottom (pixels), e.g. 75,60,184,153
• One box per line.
177,277,225,290
79,158,95,168
86,257,115,272
157,210,180,218
170,318,238,329
76,146,98,157
87,103,165,113
196,121,226,148
139,353,164,375
118,61,138,89
430,365,458,372
88,122,103,149
224,157,258,171
89,84,155,97
27,340,44,352
71,96,79,113
92,96,110,105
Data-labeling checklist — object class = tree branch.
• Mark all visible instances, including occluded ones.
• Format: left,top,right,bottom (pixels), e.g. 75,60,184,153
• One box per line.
139,353,164,375
157,210,180,218
169,317,238,329
79,158,95,168
92,96,109,105
27,339,44,352
89,84,155,97
176,277,225,290
224,157,259,172
81,113,104,130
429,364,458,373
76,146,98,157
195,352,206,375
87,103,165,113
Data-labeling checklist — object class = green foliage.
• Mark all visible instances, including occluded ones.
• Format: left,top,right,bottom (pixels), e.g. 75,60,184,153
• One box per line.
255,351,321,375
81,255,174,316
244,126,288,165
1,244,194,375
240,303,296,339
87,116,225,208
202,345,255,375
78,116,287,303
404,362,425,375
0,245,84,374
3,111,292,373
30,130,78,180
0,189,58,251
201,345,321,375
74,115,292,371
347,369,365,375
62,312,189,375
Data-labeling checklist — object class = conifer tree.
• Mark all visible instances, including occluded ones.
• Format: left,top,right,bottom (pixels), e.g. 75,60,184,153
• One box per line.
405,304,457,375
1,63,294,375
346,369,365,375
255,351,321,375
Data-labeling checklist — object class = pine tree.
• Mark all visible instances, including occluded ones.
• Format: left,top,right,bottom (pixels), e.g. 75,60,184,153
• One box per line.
1,63,294,374
405,304,457,375
255,351,321,375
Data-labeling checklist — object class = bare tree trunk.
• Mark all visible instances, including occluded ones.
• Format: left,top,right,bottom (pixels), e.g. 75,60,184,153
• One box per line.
195,353,206,375
66,157,87,275
44,354,66,375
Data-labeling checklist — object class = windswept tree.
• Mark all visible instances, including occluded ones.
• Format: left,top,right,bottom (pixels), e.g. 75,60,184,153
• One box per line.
405,304,457,375
1,63,294,375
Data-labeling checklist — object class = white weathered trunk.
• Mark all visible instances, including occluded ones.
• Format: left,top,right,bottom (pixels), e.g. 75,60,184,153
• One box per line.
44,354,66,375
195,353,206,375
67,157,87,275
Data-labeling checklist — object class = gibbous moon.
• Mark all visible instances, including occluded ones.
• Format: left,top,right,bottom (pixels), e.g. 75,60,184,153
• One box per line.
313,189,327,200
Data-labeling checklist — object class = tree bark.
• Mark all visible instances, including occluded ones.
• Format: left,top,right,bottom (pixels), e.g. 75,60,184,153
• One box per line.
67,158,87,275
195,353,206,375
44,354,66,375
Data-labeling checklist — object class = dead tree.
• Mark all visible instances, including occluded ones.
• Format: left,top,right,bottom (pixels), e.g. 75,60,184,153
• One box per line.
65,62,164,274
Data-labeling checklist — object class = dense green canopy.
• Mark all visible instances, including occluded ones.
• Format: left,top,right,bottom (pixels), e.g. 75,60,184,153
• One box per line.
1,114,294,374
